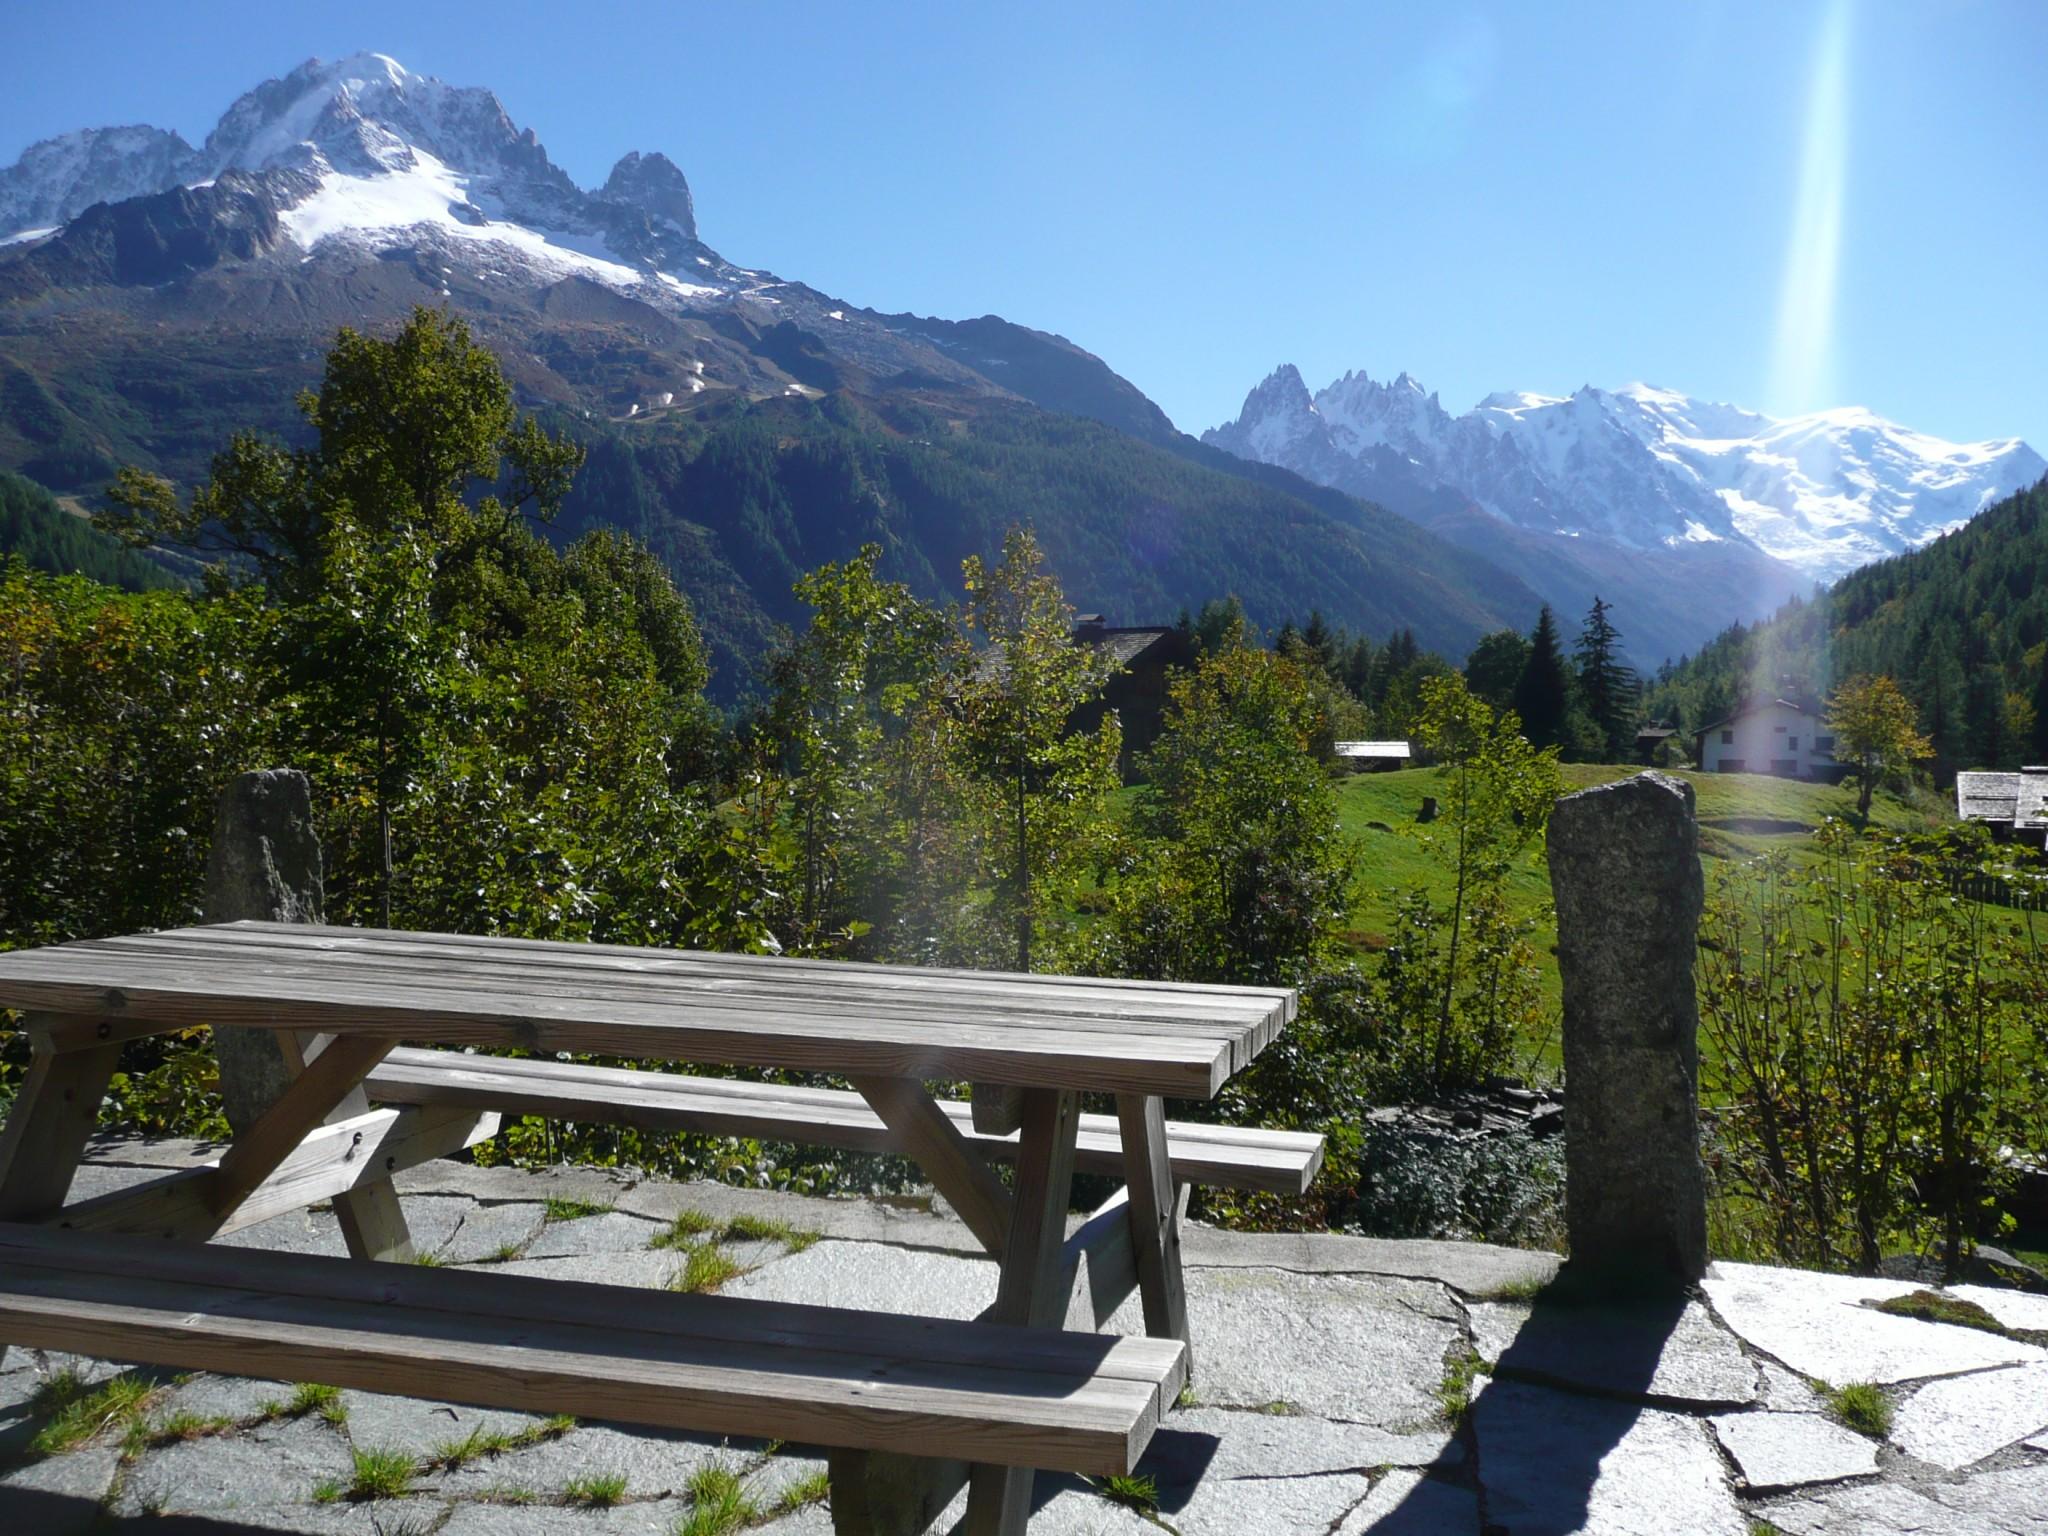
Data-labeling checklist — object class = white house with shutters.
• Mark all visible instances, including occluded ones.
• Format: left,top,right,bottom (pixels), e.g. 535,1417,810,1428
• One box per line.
1695,696,1844,781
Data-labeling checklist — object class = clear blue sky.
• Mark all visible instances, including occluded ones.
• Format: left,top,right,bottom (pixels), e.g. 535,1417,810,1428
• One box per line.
6,1,2044,445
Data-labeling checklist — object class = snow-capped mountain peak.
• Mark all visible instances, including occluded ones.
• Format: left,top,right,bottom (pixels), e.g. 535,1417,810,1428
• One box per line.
1205,364,2045,583
0,53,734,302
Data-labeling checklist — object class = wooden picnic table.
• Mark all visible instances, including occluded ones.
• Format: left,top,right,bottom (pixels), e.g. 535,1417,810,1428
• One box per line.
0,921,1300,1534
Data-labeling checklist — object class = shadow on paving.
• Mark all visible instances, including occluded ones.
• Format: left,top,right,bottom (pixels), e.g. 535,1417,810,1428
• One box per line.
0,1493,296,1533
1373,1269,1689,1535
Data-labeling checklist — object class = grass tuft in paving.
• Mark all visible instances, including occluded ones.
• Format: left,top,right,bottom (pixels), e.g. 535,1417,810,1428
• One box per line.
563,1470,629,1507
669,1240,745,1294
542,1195,616,1222
315,1445,418,1502
651,1209,720,1248
1434,1347,1488,1428
1824,1381,1892,1438
675,1462,760,1536
1097,1472,1159,1513
723,1213,823,1252
770,1469,831,1515
260,1381,347,1426
29,1370,160,1456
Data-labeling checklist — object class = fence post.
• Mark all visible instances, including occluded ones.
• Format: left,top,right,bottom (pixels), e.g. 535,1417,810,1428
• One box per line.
1546,770,1708,1283
204,769,415,1261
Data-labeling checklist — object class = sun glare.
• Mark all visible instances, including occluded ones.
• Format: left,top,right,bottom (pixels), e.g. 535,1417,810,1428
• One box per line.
1769,0,1852,418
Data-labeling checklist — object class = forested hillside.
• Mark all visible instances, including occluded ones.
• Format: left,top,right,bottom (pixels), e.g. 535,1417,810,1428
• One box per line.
0,470,181,590
1646,477,2048,775
552,393,1546,698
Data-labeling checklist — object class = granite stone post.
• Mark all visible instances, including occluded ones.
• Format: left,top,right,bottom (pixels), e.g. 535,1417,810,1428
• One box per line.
203,769,325,1134
203,768,416,1260
1546,770,1708,1283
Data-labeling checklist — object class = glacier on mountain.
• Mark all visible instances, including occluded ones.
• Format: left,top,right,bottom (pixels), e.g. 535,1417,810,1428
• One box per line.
1204,365,2044,584
0,52,743,307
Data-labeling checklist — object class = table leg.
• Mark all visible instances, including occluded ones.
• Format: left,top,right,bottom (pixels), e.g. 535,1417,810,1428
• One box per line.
0,1028,121,1373
1116,1094,1191,1368
277,1032,415,1263
0,1033,121,1222
965,1087,1080,1536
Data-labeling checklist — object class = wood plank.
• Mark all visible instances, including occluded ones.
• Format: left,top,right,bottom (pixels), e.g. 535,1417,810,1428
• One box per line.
74,934,1276,1072
0,954,1229,1098
0,1225,1179,1474
1060,1186,1140,1333
366,1049,1325,1194
1118,1095,1191,1359
208,1035,395,1219
125,924,1293,1030
968,1087,1083,1536
48,1106,495,1240
0,1223,1185,1393
215,919,1298,1012
0,1033,120,1221
851,1076,1013,1257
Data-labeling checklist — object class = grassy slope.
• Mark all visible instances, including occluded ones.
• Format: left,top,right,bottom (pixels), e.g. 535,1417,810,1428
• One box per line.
1336,765,1947,1065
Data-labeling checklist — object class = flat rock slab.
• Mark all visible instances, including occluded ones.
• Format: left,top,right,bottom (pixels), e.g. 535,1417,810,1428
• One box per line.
1892,1363,2048,1471
1031,1469,1374,1535
435,1200,548,1263
1339,1468,1485,1533
1709,1410,1880,1490
339,1389,554,1458
1758,1361,1831,1414
1182,1228,1561,1296
726,1239,996,1319
0,1447,121,1534
431,1425,766,1502
1111,1269,1463,1427
1142,1406,1461,1485
521,1209,667,1259
485,1249,694,1290
1760,1461,2048,1533
438,1499,694,1534
1469,1297,1757,1407
1704,1262,2045,1384
112,1415,354,1516
1473,1379,1747,1535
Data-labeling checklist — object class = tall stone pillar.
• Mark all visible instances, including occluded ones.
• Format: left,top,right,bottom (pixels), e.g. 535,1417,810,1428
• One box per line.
204,769,415,1261
204,769,325,1132
1546,770,1708,1283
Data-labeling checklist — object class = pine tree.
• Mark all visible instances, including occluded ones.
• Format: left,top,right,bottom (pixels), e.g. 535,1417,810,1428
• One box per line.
1511,606,1573,750
1574,596,1640,761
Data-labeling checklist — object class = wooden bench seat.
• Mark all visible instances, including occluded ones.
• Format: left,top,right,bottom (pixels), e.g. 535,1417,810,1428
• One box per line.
0,1223,1186,1477
364,1047,1325,1196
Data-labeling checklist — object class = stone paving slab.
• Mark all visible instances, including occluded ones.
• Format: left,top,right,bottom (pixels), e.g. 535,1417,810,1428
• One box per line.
1891,1363,2048,1471
1175,1229,1560,1295
112,1416,354,1516
13,1143,2048,1535
522,1209,670,1259
1337,1469,1484,1534
1110,1268,1464,1428
435,1199,549,1263
1704,1261,2046,1384
1709,1410,1881,1491
1472,1380,1748,1535
1760,1461,2048,1533
1469,1296,1758,1407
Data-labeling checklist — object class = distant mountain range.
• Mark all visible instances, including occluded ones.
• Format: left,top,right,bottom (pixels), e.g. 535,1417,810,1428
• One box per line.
0,53,1555,693
1204,365,2044,665
1,53,2038,689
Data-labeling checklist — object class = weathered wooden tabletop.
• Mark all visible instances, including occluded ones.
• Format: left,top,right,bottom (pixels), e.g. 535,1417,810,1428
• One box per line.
0,921,1295,1098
